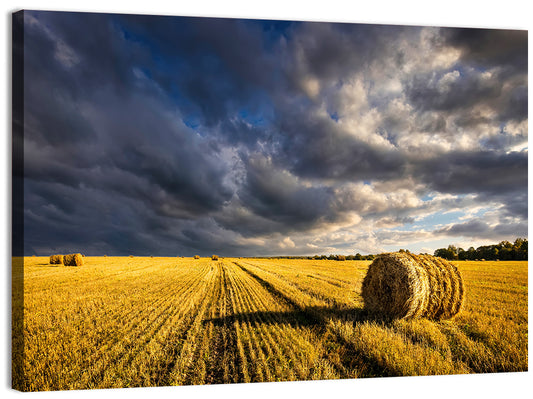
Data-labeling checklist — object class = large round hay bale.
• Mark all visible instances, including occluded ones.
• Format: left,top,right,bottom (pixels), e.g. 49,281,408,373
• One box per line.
361,252,464,320
194,255,200,259
49,255,63,265
211,255,219,260
63,253,84,266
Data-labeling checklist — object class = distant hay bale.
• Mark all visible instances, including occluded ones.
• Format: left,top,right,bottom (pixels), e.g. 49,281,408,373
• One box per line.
211,255,219,260
49,255,63,265
194,255,200,259
63,253,84,266
361,252,464,320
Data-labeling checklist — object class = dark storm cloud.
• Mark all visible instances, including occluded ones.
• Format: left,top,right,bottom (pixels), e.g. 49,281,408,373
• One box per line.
20,10,528,256
406,28,528,124
24,180,153,255
213,201,282,237
412,150,528,221
496,191,528,219
109,14,283,128
443,28,528,73
406,69,501,112
22,11,245,254
24,11,152,101
282,22,409,87
270,107,406,181
405,68,527,124
415,150,527,197
501,85,528,122
238,154,333,227
435,218,528,240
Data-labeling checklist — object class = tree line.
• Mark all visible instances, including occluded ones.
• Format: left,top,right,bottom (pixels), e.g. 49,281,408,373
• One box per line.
434,238,528,261
260,253,375,261
256,238,527,261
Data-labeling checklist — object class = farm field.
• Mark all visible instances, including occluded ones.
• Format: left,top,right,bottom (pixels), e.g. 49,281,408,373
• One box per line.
13,256,528,391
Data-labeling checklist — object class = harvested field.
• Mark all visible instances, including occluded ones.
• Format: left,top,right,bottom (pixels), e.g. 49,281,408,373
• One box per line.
14,257,528,391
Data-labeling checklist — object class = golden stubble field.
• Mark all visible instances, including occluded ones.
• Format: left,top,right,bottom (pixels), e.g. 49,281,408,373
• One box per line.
12,256,528,391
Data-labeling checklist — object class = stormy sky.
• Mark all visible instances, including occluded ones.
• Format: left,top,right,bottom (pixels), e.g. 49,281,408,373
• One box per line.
19,10,528,256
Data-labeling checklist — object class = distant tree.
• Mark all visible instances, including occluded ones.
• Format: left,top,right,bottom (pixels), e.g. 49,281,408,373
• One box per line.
466,247,476,260
500,240,513,249
436,238,527,261
434,247,455,260
447,245,458,260
513,238,528,260
499,246,513,260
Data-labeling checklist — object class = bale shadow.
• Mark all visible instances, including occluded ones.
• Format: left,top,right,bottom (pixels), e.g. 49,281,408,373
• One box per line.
202,305,397,379
203,305,391,328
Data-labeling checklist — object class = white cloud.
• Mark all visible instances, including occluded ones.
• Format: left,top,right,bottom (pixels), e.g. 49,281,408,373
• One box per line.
300,75,321,99
279,236,295,249
437,70,460,93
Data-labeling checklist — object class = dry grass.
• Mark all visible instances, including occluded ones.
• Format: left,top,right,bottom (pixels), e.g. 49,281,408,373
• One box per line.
361,252,464,319
14,257,527,391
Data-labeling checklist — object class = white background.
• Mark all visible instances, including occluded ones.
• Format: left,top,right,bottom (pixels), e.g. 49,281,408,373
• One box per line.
1,1,531,398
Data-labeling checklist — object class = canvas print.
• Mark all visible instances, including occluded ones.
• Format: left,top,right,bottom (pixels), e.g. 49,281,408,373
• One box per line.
12,10,527,392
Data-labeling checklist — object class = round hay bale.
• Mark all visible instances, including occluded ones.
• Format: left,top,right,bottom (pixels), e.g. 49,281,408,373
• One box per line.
194,255,200,259
49,254,63,265
211,255,219,260
63,253,84,266
361,252,464,320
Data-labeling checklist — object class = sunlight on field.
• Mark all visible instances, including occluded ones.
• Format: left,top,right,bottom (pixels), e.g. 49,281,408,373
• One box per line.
14,257,528,391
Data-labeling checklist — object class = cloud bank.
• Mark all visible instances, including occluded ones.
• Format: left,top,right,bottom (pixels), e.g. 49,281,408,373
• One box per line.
19,11,528,256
